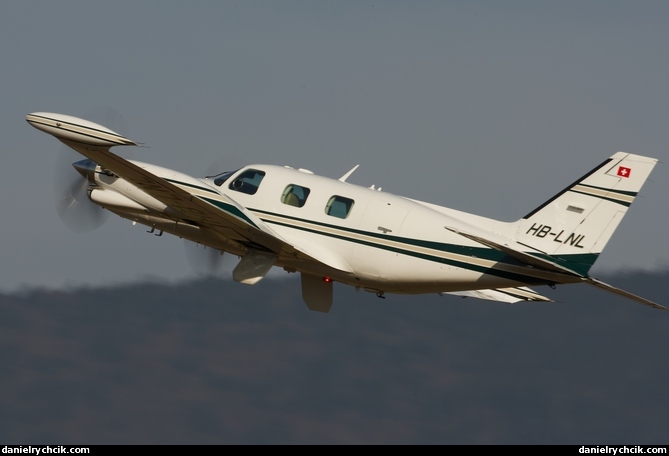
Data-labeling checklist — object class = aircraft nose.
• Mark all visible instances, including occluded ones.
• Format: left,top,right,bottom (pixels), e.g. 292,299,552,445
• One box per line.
72,159,97,182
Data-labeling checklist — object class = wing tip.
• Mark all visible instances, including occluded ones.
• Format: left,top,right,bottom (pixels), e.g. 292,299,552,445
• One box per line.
586,277,668,311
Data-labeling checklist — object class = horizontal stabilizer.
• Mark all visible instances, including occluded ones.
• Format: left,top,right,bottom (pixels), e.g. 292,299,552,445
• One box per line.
586,277,667,311
444,226,582,277
444,286,553,303
445,227,666,311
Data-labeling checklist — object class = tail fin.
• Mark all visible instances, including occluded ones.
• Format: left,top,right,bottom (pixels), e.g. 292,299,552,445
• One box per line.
515,152,657,275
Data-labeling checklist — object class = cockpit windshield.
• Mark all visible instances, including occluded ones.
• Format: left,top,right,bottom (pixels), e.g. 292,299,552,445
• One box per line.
209,169,240,187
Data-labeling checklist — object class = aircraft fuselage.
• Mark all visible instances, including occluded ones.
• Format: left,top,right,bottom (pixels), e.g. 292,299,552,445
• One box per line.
89,161,563,295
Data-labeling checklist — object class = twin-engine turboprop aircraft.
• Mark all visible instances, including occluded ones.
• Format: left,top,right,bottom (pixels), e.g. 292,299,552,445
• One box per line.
26,112,665,312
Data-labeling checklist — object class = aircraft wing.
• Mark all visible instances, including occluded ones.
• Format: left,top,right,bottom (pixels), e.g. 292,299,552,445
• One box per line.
444,226,582,277
57,138,353,275
443,286,553,303
59,138,283,242
26,112,355,279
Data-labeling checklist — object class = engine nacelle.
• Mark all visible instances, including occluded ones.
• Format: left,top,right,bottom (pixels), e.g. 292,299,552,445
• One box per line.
88,188,148,214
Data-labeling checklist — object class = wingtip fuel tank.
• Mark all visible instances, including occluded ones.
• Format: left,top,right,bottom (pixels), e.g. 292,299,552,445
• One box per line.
26,112,137,147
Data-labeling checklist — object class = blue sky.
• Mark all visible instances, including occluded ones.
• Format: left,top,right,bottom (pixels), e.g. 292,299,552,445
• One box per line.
3,1,669,292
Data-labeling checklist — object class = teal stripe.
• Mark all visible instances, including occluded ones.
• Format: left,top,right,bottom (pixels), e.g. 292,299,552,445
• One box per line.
251,208,508,262
537,252,599,276
266,218,549,284
200,196,259,229
257,211,562,285
164,178,219,195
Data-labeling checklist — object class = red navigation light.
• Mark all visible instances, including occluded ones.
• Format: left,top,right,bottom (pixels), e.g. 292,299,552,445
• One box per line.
323,276,333,283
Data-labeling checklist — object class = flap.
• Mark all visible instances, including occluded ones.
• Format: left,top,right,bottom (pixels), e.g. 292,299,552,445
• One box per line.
233,250,277,285
443,286,553,303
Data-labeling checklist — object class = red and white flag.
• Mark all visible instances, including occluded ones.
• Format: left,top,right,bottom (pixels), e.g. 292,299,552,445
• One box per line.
617,166,631,178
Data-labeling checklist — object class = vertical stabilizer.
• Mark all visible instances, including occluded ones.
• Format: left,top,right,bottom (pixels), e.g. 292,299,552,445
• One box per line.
516,152,657,275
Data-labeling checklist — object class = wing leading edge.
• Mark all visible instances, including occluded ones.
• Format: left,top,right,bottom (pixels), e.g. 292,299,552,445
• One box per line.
58,138,288,251
50,136,354,277
27,112,356,287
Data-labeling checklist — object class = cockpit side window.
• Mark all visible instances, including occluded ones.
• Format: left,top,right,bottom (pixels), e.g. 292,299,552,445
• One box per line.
325,195,354,219
281,184,310,208
229,169,266,195
212,169,239,187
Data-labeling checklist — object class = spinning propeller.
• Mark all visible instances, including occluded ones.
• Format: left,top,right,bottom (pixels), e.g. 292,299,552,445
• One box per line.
47,108,233,277
183,241,228,278
51,108,130,233
52,152,108,233
182,155,246,277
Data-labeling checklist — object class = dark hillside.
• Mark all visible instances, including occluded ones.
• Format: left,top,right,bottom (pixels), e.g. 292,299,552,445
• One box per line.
1,271,668,444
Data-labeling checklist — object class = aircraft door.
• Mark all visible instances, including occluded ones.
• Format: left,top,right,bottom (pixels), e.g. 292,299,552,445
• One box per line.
350,198,409,281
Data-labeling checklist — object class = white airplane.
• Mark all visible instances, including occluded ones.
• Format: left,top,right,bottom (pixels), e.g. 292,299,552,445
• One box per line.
26,112,665,312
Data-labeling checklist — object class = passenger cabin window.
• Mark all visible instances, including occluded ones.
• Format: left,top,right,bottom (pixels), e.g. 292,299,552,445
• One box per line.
281,184,310,208
229,169,265,195
325,195,354,219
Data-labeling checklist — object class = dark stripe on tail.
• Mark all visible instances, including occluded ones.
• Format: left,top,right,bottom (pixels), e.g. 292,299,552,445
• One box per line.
523,157,612,219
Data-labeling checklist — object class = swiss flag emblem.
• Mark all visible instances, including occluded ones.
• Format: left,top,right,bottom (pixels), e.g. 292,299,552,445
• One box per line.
617,166,631,178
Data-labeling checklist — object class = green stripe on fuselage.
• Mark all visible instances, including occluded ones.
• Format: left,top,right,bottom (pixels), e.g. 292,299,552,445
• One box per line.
200,196,259,229
252,209,569,285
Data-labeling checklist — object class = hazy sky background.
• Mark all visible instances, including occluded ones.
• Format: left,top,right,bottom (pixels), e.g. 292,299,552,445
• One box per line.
3,1,669,293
